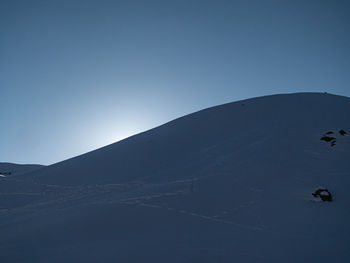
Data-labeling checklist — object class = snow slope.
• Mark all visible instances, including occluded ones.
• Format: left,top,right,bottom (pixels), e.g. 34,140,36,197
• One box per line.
0,162,44,177
0,93,350,263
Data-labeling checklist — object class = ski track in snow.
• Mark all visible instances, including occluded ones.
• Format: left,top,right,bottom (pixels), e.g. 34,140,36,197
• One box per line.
0,176,267,233
0,163,344,242
0,175,325,240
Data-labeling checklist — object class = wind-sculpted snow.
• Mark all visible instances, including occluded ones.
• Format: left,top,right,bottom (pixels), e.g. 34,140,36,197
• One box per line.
0,93,350,263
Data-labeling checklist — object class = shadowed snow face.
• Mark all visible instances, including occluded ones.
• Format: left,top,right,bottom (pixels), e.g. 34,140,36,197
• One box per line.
1,93,350,263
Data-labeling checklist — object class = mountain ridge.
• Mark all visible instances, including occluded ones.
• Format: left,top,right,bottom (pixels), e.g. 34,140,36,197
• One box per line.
18,92,350,186
1,92,349,263
0,162,44,176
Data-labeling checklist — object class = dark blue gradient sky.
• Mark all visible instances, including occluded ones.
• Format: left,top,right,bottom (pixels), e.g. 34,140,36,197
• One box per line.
1,0,350,165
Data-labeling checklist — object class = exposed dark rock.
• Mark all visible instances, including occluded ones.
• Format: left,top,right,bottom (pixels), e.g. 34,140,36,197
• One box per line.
326,131,334,135
320,136,336,142
312,188,333,202
339,129,347,136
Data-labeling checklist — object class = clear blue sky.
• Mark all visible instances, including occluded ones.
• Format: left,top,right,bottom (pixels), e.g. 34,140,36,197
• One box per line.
1,0,350,165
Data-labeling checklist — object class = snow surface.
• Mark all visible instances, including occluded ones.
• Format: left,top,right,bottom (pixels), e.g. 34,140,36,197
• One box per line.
1,93,350,263
0,162,44,177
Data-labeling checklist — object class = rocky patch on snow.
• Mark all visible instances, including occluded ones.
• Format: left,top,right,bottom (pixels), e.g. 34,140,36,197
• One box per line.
320,129,348,147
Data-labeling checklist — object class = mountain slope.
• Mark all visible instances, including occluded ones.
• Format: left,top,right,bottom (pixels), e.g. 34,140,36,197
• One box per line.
1,92,350,263
0,162,44,177
20,92,350,186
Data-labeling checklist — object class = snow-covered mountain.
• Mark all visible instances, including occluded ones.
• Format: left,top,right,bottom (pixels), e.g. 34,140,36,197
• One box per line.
0,162,44,177
1,93,349,263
